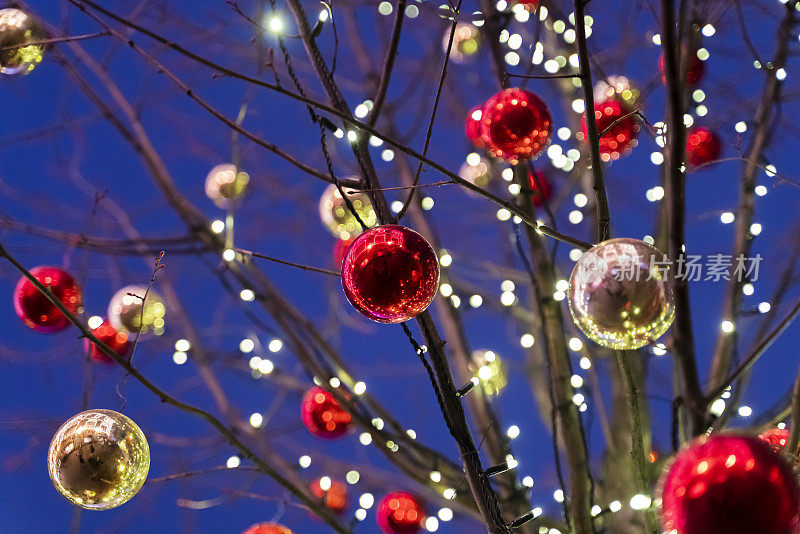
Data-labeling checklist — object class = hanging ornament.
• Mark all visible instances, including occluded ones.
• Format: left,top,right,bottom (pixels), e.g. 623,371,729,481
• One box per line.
108,285,166,337
377,492,423,533
528,170,552,206
301,386,351,439
241,523,293,534
341,225,439,324
319,183,377,240
333,237,355,268
686,127,721,168
568,238,675,349
465,105,486,149
14,266,82,333
658,434,800,534
469,350,507,396
48,409,150,510
581,99,639,161
458,154,492,194
593,75,641,108
514,0,541,8
659,51,706,86
205,163,249,207
85,320,130,364
480,88,552,164
310,477,348,515
445,23,481,63
0,8,46,75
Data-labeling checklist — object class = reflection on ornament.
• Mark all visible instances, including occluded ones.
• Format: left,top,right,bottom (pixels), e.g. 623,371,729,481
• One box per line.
0,8,46,75
686,127,721,168
581,100,639,161
241,523,293,534
108,285,166,336
85,320,130,364
568,238,675,349
445,23,481,63
48,409,150,510
205,163,249,207
319,183,377,240
470,350,507,396
458,155,492,193
301,386,351,439
14,266,82,333
341,225,439,324
759,428,800,457
659,51,706,86
465,105,485,149
593,76,641,108
528,170,552,206
480,88,552,164
377,491,423,533
310,477,348,514
658,434,800,534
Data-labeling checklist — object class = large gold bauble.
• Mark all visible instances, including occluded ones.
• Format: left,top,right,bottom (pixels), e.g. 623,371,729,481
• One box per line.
205,163,249,207
48,409,150,510
318,183,376,240
568,238,675,350
0,8,46,75
108,285,166,336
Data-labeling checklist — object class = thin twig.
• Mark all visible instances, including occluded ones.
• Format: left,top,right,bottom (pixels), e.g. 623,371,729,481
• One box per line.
237,249,341,277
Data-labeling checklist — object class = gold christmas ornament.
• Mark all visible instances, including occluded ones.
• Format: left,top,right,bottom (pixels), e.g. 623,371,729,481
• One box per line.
593,76,641,108
445,23,481,63
0,8,46,75
108,285,166,336
318,183,377,240
458,154,493,193
568,238,675,349
48,409,150,510
205,163,249,207
470,350,507,396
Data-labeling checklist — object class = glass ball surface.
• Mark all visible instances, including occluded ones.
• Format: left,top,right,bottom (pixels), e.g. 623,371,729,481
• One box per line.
0,8,46,75
205,163,249,207
108,285,166,336
14,266,82,333
47,409,150,510
318,183,377,240
568,238,674,349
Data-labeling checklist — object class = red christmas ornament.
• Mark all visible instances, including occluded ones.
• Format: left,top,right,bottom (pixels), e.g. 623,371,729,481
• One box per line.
658,434,800,534
14,266,82,333
84,321,130,364
301,386,351,439
686,127,721,168
341,225,439,324
515,0,540,6
759,427,800,457
659,52,706,86
377,492,423,533
528,170,552,206
582,99,639,161
465,105,485,149
333,237,355,268
480,88,552,164
310,477,348,514
241,523,293,534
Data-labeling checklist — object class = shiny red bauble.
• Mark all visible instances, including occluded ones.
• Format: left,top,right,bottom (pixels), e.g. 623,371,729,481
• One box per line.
310,477,348,514
582,99,638,161
14,266,81,333
341,225,439,324
84,320,130,364
333,237,354,268
465,105,485,149
479,88,552,164
659,52,706,86
759,428,800,457
686,127,721,168
528,170,552,206
301,386,351,439
658,434,800,534
241,523,293,534
377,492,423,533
